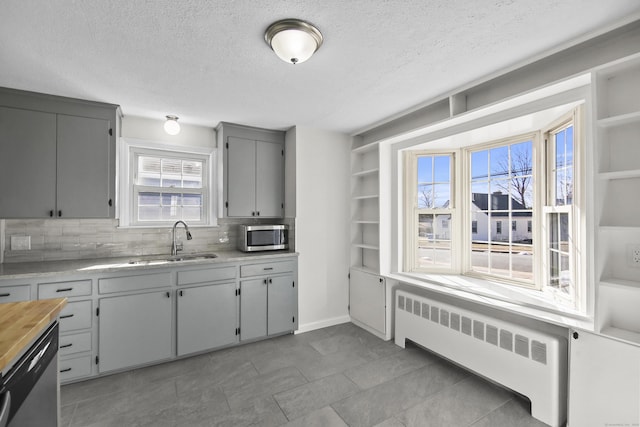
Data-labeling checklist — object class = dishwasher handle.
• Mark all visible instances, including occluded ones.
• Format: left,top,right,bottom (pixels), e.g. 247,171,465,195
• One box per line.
0,391,10,427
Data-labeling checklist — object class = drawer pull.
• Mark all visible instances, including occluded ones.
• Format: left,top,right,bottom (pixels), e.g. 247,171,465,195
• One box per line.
0,293,10,298
60,368,72,373
60,314,75,319
263,267,274,271
56,288,74,293
60,343,73,348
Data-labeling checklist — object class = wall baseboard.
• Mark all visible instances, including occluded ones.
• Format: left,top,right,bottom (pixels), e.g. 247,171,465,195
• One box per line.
296,315,351,334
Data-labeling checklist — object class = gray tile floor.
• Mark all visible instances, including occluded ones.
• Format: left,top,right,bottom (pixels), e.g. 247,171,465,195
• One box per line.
61,322,550,427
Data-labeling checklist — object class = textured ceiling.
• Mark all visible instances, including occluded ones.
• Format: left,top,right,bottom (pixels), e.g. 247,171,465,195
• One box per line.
1,1,640,134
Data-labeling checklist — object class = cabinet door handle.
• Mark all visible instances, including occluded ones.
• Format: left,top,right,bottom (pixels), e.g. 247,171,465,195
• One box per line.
60,343,73,348
49,210,54,217
269,278,272,284
0,293,10,298
165,291,171,298
60,314,74,319
60,368,72,373
256,211,260,216
263,279,267,285
58,210,62,217
56,288,73,293
179,290,184,297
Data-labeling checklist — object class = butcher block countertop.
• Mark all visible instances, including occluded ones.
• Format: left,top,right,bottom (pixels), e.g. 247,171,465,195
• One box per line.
0,298,67,373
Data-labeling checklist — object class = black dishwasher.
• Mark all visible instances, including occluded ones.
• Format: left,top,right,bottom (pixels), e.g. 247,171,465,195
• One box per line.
0,322,59,427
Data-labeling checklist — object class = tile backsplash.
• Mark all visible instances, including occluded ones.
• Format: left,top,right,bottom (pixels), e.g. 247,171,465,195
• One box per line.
2,217,295,263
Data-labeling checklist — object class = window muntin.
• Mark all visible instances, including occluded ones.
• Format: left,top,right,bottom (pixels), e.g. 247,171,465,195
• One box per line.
132,150,209,225
469,138,534,282
410,154,453,270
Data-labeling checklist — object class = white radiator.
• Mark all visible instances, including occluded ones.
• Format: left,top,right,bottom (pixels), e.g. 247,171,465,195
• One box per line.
394,290,567,427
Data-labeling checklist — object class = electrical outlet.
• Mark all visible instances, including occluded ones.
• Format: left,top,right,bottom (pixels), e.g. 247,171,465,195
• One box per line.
628,244,640,267
10,235,31,251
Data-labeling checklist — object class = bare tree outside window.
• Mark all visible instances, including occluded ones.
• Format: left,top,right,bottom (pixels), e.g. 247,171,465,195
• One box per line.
494,142,533,209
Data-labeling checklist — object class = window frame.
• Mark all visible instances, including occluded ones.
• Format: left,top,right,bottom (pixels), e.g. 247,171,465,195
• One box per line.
404,151,457,273
118,138,217,228
463,132,540,289
540,109,583,308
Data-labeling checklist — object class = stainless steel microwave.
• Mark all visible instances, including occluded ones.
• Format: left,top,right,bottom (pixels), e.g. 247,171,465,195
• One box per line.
238,224,288,252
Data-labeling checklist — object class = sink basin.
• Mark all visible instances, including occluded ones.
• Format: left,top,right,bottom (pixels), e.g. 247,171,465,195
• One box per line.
127,253,217,265
165,253,218,262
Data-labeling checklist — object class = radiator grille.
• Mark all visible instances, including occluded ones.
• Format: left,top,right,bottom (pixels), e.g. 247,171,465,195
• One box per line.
398,295,547,365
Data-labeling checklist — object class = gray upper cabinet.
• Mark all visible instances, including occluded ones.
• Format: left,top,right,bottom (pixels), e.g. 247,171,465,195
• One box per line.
0,107,57,217
218,122,285,218
57,114,112,218
0,87,119,218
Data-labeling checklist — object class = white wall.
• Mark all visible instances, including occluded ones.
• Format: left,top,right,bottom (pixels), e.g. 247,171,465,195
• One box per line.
121,116,216,148
292,127,352,332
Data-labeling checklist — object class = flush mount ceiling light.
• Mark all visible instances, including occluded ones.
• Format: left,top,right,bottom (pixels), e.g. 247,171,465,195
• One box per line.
264,19,323,65
163,115,180,135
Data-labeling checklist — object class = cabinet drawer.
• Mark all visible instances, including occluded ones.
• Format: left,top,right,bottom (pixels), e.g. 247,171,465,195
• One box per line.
59,331,92,356
38,279,92,299
177,266,236,285
59,300,92,332
99,272,171,294
0,285,30,303
240,260,295,277
59,355,92,382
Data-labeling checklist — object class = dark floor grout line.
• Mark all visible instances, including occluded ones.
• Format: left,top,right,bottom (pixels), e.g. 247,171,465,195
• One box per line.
466,397,515,427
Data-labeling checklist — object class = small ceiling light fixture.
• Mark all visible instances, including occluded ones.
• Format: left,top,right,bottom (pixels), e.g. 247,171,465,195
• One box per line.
264,19,323,65
163,115,180,135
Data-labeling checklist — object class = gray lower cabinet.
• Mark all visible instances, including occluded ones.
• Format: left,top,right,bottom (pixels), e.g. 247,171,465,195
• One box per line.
98,290,173,373
267,274,296,335
176,282,237,356
240,278,268,341
240,259,297,341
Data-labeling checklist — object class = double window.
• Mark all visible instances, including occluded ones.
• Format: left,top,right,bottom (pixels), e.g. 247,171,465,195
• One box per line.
120,141,215,227
405,107,582,310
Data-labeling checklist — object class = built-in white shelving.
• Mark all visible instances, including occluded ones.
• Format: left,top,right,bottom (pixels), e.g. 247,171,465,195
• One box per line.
594,53,640,346
350,140,388,339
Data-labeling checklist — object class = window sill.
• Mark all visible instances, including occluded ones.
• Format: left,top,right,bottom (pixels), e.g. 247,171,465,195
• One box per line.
387,271,594,331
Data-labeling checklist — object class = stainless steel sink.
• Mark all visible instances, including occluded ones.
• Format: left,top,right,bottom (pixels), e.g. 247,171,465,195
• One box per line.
127,253,217,265
165,253,218,262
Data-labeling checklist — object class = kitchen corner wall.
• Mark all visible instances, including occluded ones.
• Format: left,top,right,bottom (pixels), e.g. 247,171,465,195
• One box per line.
290,127,352,332
0,116,295,263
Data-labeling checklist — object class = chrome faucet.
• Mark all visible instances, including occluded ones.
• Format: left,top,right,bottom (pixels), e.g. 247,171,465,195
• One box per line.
171,221,192,256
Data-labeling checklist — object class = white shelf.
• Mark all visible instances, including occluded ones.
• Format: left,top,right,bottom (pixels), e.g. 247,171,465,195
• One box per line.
352,194,379,200
600,277,640,290
600,326,640,347
352,243,379,250
597,110,640,127
599,224,640,231
352,142,379,154
353,220,380,224
598,169,640,180
352,168,379,178
350,265,380,276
